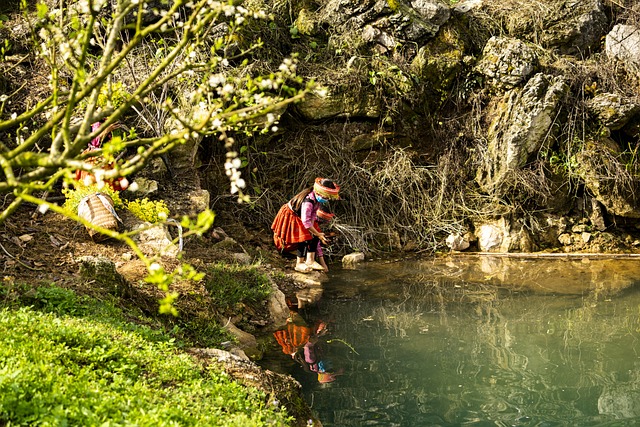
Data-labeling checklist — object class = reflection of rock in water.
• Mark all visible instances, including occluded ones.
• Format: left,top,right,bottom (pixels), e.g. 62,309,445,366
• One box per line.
297,286,323,309
421,256,640,296
598,387,640,418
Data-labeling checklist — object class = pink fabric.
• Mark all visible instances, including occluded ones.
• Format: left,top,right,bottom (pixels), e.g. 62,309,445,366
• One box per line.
89,122,102,148
300,192,324,256
300,191,319,229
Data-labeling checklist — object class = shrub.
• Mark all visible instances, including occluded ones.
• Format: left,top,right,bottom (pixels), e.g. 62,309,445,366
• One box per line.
205,263,273,311
127,198,170,223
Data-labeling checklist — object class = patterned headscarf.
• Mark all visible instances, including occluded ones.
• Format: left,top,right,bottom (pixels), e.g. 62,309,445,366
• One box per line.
314,177,340,200
317,207,335,222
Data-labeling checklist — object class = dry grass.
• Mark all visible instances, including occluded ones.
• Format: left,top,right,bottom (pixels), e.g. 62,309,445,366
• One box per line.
236,122,485,254
200,0,640,258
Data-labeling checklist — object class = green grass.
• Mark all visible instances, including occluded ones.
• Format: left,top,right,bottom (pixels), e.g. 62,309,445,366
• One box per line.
0,284,292,426
205,263,273,311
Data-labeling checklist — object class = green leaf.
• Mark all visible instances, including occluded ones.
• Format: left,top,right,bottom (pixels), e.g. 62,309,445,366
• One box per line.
36,3,48,19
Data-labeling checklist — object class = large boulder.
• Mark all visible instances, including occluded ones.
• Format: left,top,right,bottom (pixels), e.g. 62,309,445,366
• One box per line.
605,24,640,76
474,36,538,90
587,93,640,131
317,0,450,43
575,140,640,218
537,0,607,56
477,73,568,192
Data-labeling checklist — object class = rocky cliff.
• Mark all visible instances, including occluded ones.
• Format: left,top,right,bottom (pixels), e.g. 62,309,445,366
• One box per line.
223,0,640,255
3,0,640,255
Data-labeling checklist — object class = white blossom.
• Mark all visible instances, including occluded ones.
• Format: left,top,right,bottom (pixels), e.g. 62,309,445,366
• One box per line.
259,79,272,89
209,74,225,87
219,83,234,95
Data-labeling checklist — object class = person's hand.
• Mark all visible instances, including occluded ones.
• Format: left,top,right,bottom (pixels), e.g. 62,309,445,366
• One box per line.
318,233,328,245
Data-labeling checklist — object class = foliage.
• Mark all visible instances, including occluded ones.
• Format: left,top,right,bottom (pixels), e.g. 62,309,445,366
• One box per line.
0,0,311,311
127,197,170,223
205,263,273,311
62,183,124,214
0,0,309,209
0,305,293,426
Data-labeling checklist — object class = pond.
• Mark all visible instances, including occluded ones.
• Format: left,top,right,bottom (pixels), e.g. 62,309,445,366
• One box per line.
260,255,640,426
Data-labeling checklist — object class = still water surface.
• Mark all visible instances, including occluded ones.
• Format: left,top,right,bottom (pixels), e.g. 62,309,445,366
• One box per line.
261,256,640,426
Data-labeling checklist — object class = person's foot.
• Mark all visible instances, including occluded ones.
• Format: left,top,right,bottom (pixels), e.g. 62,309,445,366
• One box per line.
308,261,325,271
295,263,312,273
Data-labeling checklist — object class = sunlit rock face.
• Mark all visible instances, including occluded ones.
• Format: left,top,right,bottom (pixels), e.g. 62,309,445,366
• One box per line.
537,0,607,55
474,36,538,90
587,93,640,131
476,73,568,193
606,24,640,76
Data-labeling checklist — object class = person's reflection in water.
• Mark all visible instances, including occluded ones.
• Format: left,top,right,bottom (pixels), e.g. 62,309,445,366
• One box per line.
273,311,344,384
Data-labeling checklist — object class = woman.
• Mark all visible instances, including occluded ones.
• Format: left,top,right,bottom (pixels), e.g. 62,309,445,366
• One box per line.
272,178,340,273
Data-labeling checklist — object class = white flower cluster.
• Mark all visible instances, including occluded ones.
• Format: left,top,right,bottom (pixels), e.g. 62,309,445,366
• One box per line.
278,57,297,76
75,0,107,14
224,149,246,195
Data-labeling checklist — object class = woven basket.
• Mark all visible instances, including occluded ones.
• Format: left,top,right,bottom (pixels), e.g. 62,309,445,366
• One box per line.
77,192,121,242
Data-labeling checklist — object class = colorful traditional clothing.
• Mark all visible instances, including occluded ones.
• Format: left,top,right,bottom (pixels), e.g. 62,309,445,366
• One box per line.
272,191,325,256
272,178,340,273
314,177,340,200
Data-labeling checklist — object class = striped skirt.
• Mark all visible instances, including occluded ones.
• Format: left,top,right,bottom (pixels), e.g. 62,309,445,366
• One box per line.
271,203,313,252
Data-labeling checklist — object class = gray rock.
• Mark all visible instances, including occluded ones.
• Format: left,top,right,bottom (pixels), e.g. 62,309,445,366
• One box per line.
295,87,382,120
606,24,640,76
453,0,483,14
477,73,568,192
128,177,158,196
590,198,607,232
267,284,290,328
318,0,448,42
78,255,129,296
445,233,470,251
576,144,640,218
342,252,366,265
538,0,607,55
587,93,640,130
231,252,252,265
402,0,451,40
475,220,508,252
475,36,538,89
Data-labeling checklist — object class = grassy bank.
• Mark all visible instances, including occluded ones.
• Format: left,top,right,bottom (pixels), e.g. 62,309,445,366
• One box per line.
0,282,292,426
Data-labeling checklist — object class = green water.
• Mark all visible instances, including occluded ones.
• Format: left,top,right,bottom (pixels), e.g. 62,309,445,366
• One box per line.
262,256,640,426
